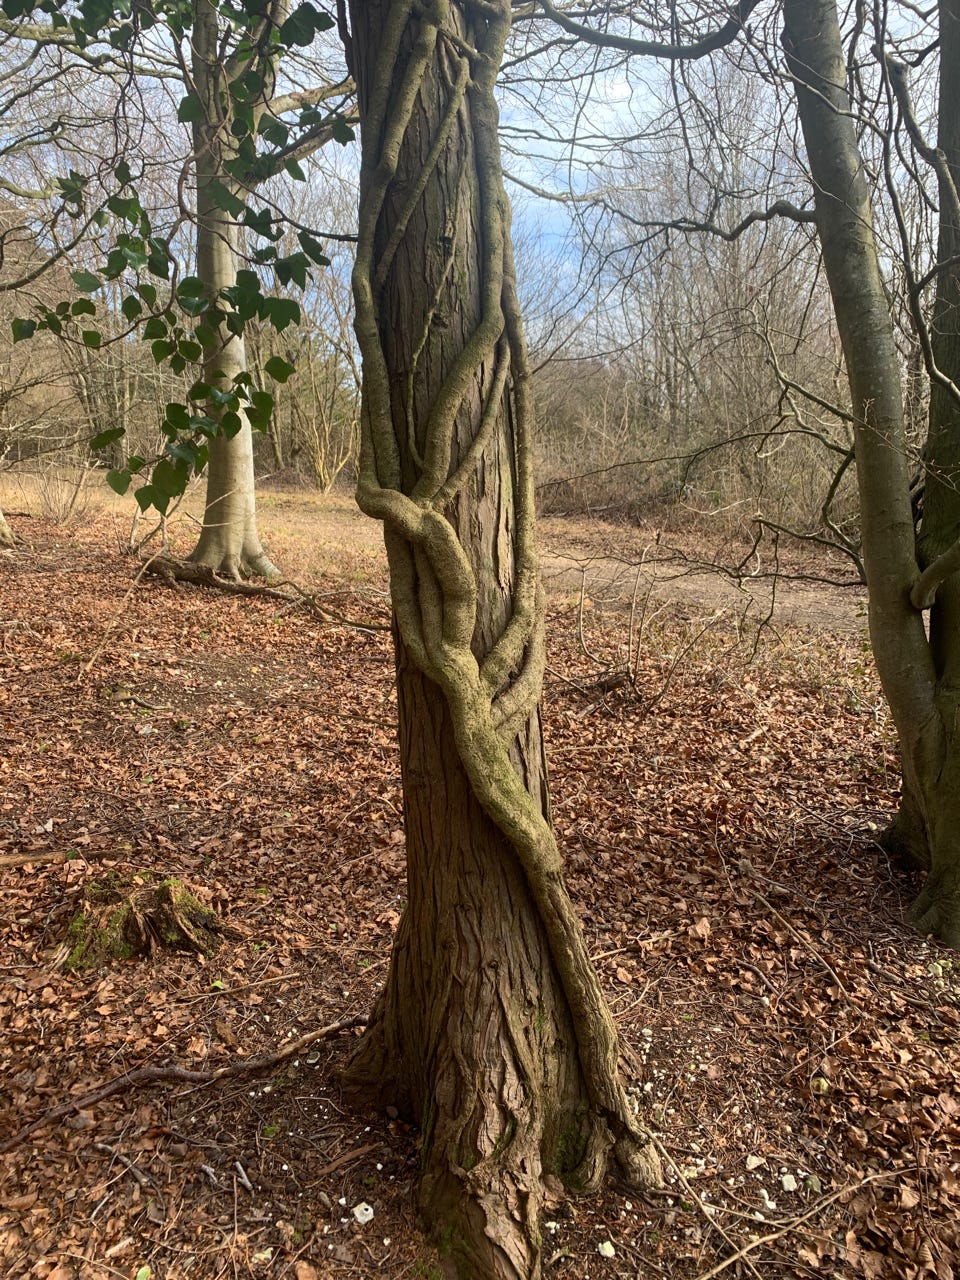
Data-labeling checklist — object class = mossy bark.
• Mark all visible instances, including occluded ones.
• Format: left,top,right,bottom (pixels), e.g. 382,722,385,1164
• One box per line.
784,0,960,947
342,3,660,1275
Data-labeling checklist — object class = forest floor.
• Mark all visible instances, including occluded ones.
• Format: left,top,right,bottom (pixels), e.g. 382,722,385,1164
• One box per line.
1,489,958,1280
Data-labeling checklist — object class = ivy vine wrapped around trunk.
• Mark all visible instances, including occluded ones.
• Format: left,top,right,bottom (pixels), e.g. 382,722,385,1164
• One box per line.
341,1,661,1275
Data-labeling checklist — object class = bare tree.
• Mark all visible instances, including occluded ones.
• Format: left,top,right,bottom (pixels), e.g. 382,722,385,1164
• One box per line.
498,1,960,942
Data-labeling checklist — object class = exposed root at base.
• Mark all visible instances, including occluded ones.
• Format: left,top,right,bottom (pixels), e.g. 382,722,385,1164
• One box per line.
141,555,388,631
907,890,960,949
144,555,293,598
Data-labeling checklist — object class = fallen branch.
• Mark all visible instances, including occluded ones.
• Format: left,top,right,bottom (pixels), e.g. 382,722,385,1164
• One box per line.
0,1013,365,1154
0,851,70,869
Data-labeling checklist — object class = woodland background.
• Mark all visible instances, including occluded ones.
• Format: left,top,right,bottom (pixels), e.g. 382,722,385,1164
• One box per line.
2,0,960,1277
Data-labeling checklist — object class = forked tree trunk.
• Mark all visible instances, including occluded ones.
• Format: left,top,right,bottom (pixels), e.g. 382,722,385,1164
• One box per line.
342,2,660,1275
784,0,960,945
185,0,277,580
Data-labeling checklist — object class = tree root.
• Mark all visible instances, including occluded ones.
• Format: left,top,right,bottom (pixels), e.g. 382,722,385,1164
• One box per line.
907,878,960,949
0,1014,365,1154
142,555,388,631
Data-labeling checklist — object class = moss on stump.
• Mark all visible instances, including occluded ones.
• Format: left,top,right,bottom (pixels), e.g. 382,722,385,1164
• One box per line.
64,872,230,972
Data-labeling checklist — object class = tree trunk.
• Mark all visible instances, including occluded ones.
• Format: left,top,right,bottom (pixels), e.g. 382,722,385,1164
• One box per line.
0,503,13,548
900,0,960,935
783,0,960,945
185,0,277,580
342,2,660,1275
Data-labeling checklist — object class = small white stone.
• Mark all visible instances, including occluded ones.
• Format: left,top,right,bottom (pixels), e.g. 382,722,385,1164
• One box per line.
597,1241,616,1258
746,1155,765,1171
782,1174,798,1192
352,1202,374,1225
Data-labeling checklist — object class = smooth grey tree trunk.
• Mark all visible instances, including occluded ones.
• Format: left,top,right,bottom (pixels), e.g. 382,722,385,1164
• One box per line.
184,0,277,580
783,0,960,945
0,503,13,548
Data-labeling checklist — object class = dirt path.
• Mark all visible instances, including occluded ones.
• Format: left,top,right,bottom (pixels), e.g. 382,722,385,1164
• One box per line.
537,529,868,634
250,491,868,634
0,482,867,634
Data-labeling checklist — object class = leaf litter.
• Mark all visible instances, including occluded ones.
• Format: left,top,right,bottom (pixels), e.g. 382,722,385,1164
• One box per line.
0,510,957,1279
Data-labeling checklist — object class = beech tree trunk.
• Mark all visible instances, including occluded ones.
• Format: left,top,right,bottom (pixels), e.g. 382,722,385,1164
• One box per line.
341,2,660,1275
783,0,960,945
185,0,277,580
899,0,960,930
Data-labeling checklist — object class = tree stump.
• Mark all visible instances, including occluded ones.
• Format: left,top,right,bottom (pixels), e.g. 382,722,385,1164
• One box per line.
63,873,231,972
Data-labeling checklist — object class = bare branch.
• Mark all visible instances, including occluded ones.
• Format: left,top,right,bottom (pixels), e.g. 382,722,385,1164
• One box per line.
534,0,762,61
910,538,960,609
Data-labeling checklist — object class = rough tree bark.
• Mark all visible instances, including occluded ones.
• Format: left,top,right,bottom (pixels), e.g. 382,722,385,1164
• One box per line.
185,0,278,579
783,0,960,945
341,2,660,1275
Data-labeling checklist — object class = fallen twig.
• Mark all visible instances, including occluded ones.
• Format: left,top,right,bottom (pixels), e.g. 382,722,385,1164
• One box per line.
0,1013,365,1153
757,890,849,998
82,554,162,677
313,1141,382,1180
93,1141,154,1189
690,1170,900,1280
648,1133,763,1280
591,932,681,961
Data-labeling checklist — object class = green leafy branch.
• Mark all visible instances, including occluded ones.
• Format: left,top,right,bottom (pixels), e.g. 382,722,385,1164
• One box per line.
5,0,355,514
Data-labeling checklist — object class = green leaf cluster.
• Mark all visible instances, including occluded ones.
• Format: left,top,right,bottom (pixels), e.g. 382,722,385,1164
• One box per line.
3,0,347,518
